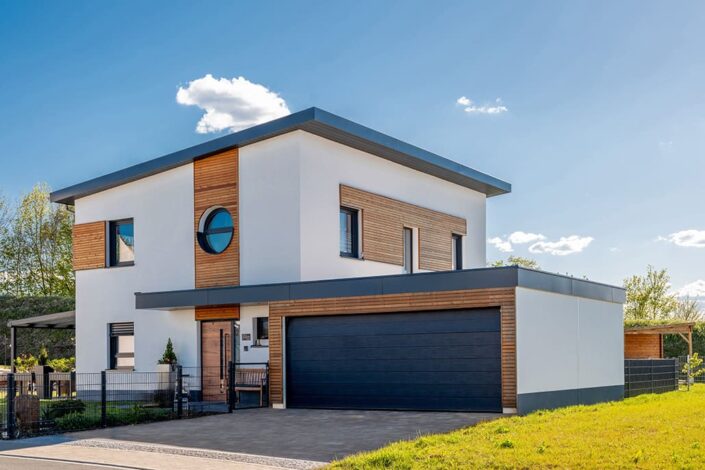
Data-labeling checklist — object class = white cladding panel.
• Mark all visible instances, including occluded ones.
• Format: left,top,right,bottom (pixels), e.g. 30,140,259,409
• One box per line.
238,304,270,364
74,164,197,372
515,287,624,395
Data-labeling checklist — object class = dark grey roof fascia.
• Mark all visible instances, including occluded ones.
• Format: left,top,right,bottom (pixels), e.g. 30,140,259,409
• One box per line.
135,267,625,311
50,107,511,205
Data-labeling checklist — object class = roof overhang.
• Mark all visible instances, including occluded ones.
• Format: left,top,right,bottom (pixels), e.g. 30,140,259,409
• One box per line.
51,107,511,205
8,310,76,329
135,267,625,311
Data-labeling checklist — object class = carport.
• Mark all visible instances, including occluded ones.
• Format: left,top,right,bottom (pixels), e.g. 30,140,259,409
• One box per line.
624,322,694,359
7,310,75,372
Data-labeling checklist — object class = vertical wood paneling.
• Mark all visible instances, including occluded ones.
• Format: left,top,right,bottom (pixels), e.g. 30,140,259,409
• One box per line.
340,185,467,271
194,149,239,288
268,287,517,409
72,221,106,270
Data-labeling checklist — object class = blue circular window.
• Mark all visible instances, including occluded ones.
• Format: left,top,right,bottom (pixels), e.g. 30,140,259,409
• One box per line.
198,208,234,254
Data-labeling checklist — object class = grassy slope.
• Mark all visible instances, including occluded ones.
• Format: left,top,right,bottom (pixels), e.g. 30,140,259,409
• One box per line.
330,386,705,469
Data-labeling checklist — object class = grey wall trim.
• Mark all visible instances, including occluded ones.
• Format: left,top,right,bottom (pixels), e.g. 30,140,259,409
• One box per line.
517,384,624,414
51,107,511,205
135,266,626,310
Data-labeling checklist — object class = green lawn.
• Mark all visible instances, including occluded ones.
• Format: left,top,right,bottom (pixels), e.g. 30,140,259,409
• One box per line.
330,386,705,469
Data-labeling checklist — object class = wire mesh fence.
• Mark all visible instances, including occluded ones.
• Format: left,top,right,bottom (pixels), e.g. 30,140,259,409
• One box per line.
0,361,268,439
677,355,705,385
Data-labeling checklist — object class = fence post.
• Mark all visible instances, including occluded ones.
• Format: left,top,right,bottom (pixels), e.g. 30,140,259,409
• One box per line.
687,355,691,391
176,365,183,418
227,361,235,413
6,373,15,440
100,370,107,427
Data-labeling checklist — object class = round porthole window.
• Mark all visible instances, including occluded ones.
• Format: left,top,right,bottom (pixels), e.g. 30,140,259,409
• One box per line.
197,208,234,254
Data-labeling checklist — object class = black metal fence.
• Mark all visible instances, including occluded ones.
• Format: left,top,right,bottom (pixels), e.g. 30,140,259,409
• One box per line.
0,361,268,439
677,355,705,385
624,358,679,398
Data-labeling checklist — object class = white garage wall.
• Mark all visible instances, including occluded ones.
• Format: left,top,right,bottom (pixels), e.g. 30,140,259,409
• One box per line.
74,164,197,373
515,287,624,395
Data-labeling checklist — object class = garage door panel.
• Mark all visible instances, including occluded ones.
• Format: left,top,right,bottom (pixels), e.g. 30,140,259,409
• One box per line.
286,308,502,412
289,394,502,412
288,344,501,361
288,357,501,373
286,331,501,350
287,312,500,338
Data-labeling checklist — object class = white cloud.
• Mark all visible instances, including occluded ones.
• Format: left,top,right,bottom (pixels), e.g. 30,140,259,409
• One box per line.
488,236,513,253
456,96,508,115
675,280,705,298
609,247,621,253
176,74,290,133
508,231,545,245
659,229,705,248
529,235,594,256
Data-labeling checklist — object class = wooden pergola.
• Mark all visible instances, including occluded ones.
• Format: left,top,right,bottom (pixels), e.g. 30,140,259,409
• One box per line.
625,322,695,357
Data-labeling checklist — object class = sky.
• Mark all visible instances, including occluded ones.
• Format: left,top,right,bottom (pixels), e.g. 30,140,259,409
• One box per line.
0,1,704,294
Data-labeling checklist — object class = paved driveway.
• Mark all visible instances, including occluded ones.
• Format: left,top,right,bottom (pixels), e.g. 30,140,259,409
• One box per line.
67,408,500,462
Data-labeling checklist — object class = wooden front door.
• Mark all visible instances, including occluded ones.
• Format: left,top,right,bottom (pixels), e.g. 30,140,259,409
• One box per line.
201,320,235,401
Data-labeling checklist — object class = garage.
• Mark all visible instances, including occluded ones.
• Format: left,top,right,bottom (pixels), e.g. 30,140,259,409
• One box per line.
285,308,502,412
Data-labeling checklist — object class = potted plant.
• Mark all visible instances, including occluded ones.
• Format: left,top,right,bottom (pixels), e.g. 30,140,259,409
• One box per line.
156,338,178,391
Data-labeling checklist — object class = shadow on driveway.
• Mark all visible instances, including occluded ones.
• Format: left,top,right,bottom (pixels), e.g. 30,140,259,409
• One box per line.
66,408,501,462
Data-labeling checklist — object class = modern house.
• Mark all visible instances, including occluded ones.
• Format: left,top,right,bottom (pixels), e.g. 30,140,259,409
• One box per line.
51,107,625,414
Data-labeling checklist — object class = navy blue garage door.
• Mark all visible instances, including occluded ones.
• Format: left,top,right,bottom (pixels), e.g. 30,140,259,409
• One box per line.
285,308,502,412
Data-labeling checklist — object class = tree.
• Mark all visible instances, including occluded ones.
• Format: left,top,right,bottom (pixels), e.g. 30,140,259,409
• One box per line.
0,184,74,297
673,297,703,322
159,338,178,365
623,266,678,320
489,256,540,270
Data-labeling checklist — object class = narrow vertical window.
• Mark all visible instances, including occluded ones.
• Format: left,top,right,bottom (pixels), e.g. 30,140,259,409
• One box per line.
452,234,463,270
340,207,359,257
109,219,134,266
403,227,413,274
109,322,135,370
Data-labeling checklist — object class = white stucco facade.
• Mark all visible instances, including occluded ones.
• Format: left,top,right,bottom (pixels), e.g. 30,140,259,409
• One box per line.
515,287,624,396
239,130,486,284
74,164,197,372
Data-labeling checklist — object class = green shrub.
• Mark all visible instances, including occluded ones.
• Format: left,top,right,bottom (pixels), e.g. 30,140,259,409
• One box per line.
43,400,86,421
54,412,100,432
47,357,75,372
14,354,38,372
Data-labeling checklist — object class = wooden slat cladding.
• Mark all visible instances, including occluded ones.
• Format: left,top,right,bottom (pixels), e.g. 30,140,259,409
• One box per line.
195,306,240,321
340,185,467,271
625,334,662,359
194,149,239,288
269,287,517,409
73,221,106,270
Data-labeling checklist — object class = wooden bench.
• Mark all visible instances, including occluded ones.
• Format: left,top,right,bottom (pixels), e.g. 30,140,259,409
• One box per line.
234,368,267,406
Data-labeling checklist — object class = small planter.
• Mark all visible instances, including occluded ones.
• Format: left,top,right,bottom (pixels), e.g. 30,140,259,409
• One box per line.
156,363,176,391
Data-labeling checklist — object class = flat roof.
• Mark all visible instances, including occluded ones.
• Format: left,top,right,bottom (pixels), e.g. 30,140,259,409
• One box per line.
624,322,695,335
50,107,511,205
135,267,626,310
7,310,76,329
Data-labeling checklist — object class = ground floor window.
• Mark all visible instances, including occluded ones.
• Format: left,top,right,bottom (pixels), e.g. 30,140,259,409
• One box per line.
254,317,269,346
109,322,135,370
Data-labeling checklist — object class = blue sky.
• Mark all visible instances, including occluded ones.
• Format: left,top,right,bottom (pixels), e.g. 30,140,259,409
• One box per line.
1,1,703,293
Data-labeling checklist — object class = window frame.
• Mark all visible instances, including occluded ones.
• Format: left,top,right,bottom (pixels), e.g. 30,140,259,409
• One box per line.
339,206,360,258
254,317,269,346
197,207,234,255
452,234,463,271
108,322,135,371
108,218,135,267
403,227,414,274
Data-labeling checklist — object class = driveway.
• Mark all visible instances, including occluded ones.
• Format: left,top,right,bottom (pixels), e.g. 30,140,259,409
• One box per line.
67,408,500,462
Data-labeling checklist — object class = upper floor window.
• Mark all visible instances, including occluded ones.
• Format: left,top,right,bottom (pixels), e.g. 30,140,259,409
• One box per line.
452,234,463,270
198,207,234,254
339,207,359,258
109,219,134,267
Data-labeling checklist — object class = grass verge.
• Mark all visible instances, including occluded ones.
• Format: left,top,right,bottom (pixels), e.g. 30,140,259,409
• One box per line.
330,385,705,469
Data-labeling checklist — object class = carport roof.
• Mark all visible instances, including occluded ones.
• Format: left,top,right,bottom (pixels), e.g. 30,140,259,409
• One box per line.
135,266,626,310
7,310,76,329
